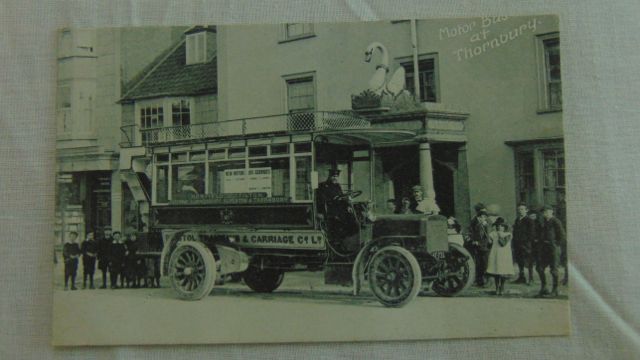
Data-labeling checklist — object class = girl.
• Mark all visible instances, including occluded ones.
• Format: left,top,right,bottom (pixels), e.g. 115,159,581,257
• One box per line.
486,217,515,295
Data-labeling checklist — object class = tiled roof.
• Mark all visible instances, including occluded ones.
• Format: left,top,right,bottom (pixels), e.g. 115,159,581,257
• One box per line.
121,40,216,101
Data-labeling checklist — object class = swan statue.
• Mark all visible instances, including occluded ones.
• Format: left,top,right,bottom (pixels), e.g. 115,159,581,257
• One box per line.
364,42,407,98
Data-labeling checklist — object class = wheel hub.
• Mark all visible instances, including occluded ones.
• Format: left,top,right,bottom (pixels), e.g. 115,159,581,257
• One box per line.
184,267,193,276
387,272,397,281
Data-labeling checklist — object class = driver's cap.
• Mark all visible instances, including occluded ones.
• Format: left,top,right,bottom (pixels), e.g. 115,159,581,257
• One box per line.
329,169,341,177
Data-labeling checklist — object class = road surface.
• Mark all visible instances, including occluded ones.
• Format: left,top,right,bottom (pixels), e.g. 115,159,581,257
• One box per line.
52,265,569,346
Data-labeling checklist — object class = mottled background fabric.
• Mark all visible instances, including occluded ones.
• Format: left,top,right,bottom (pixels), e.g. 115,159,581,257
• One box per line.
1,0,639,358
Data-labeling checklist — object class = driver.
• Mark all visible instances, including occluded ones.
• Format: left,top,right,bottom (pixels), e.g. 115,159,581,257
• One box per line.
316,169,359,241
317,169,345,217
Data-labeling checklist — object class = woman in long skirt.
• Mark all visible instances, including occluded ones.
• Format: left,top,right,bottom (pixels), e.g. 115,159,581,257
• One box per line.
486,217,515,295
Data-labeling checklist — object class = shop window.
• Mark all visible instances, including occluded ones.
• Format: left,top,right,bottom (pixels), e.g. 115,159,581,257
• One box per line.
516,151,536,208
513,143,566,223
401,55,438,102
542,149,566,222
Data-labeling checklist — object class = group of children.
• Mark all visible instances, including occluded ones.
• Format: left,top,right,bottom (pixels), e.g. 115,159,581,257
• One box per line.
61,229,161,291
465,202,567,297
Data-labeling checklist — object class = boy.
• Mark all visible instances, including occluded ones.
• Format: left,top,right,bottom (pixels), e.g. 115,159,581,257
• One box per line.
63,231,81,290
536,205,566,297
81,232,98,289
108,231,126,289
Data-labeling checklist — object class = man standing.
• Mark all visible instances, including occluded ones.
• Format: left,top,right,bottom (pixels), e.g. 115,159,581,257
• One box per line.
109,231,126,289
410,185,440,215
467,203,491,287
80,232,98,289
512,203,536,285
97,227,112,289
536,205,566,297
62,231,81,290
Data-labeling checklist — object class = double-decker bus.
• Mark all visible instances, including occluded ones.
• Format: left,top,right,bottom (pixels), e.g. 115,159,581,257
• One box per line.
124,111,474,307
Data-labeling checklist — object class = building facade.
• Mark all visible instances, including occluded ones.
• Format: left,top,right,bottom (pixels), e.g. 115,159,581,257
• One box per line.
214,17,564,226
57,18,564,241
55,27,186,242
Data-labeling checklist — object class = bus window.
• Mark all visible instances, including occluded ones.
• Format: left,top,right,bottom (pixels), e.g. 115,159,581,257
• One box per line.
208,160,245,194
352,159,371,201
155,165,169,203
249,158,290,197
171,163,205,200
295,156,312,200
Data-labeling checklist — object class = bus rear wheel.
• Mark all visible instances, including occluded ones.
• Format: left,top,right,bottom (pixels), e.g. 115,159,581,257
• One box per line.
243,267,285,293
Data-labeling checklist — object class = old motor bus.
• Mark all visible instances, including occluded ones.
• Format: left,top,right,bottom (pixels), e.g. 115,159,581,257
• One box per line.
123,111,475,307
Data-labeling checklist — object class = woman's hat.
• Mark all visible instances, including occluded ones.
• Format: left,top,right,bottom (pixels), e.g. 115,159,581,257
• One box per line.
492,217,507,227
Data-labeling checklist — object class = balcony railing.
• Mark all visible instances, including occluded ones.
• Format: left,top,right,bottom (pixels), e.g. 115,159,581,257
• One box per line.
120,111,370,147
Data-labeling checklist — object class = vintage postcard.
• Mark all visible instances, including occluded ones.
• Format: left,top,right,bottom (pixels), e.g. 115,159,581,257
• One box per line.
52,16,569,346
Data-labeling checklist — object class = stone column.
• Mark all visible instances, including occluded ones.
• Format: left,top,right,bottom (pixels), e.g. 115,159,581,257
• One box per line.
454,144,471,228
418,140,440,214
419,142,435,198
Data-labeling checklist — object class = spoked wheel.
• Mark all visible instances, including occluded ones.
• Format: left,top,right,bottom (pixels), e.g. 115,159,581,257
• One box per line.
431,243,475,297
168,241,216,300
243,267,285,293
368,246,422,307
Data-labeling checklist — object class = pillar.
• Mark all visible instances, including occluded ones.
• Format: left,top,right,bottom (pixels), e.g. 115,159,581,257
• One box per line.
419,141,440,214
419,142,435,198
454,144,471,229
111,170,122,232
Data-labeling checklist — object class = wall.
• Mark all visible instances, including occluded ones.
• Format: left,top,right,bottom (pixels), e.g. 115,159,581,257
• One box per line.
194,94,218,123
217,16,563,221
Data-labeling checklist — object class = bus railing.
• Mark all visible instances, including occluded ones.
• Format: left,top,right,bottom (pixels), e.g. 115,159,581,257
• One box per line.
120,111,370,148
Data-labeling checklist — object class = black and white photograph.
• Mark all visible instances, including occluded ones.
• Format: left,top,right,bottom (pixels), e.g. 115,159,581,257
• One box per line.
51,16,570,345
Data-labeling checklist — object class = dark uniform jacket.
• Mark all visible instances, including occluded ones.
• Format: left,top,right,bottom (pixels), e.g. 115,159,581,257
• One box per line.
63,243,81,264
512,216,536,252
124,240,138,259
109,241,126,270
81,239,98,262
469,216,491,251
97,236,112,267
316,180,343,215
541,216,566,248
